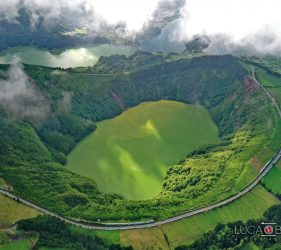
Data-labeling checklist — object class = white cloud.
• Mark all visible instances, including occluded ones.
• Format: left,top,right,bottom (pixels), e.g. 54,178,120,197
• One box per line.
171,0,281,55
0,0,163,31
90,0,161,31
0,0,21,21
0,0,281,55
177,0,280,40
0,60,50,122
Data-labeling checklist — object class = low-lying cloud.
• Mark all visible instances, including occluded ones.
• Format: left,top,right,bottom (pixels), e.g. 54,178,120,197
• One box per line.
0,0,164,32
142,0,281,56
0,0,281,56
160,0,281,56
57,91,72,114
0,60,50,122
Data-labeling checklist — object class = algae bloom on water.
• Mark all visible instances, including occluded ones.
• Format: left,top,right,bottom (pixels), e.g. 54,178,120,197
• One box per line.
67,100,218,200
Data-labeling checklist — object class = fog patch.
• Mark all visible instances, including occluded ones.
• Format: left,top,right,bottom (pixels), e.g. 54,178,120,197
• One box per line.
57,91,72,114
0,60,50,122
140,20,186,52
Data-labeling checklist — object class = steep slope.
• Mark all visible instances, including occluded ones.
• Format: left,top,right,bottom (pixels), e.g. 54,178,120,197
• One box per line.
0,54,279,221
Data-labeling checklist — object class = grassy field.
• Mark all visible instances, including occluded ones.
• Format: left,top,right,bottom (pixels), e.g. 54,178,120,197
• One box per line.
230,162,258,192
0,241,71,250
0,179,9,190
256,69,281,105
263,165,281,194
0,240,29,250
248,58,281,75
255,68,281,151
121,226,170,250
0,185,276,250
256,68,281,85
118,185,279,249
70,226,120,245
67,100,218,200
0,194,39,228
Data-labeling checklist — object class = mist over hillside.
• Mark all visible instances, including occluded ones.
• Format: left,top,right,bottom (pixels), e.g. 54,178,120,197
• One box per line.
0,0,280,56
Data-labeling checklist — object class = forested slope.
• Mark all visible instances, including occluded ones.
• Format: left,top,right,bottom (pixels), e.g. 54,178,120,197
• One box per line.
0,54,279,221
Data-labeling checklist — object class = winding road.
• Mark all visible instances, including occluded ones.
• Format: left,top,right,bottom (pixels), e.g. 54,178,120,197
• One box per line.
1,68,281,231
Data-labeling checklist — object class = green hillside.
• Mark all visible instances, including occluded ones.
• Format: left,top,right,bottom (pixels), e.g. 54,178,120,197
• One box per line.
0,54,279,222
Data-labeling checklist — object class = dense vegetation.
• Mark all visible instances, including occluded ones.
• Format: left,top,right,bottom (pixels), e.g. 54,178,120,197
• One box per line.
83,50,166,74
17,215,132,250
0,53,280,221
0,108,96,166
176,203,281,250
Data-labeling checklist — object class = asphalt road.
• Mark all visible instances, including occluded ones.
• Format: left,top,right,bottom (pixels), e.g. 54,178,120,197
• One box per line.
0,68,280,231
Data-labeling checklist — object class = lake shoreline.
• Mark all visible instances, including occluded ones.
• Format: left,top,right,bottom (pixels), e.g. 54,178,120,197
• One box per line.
0,44,137,68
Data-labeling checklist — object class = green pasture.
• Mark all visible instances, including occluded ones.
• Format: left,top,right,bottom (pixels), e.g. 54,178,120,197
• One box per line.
161,185,279,248
0,240,29,250
0,194,39,228
117,185,279,249
263,166,281,194
255,68,281,114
